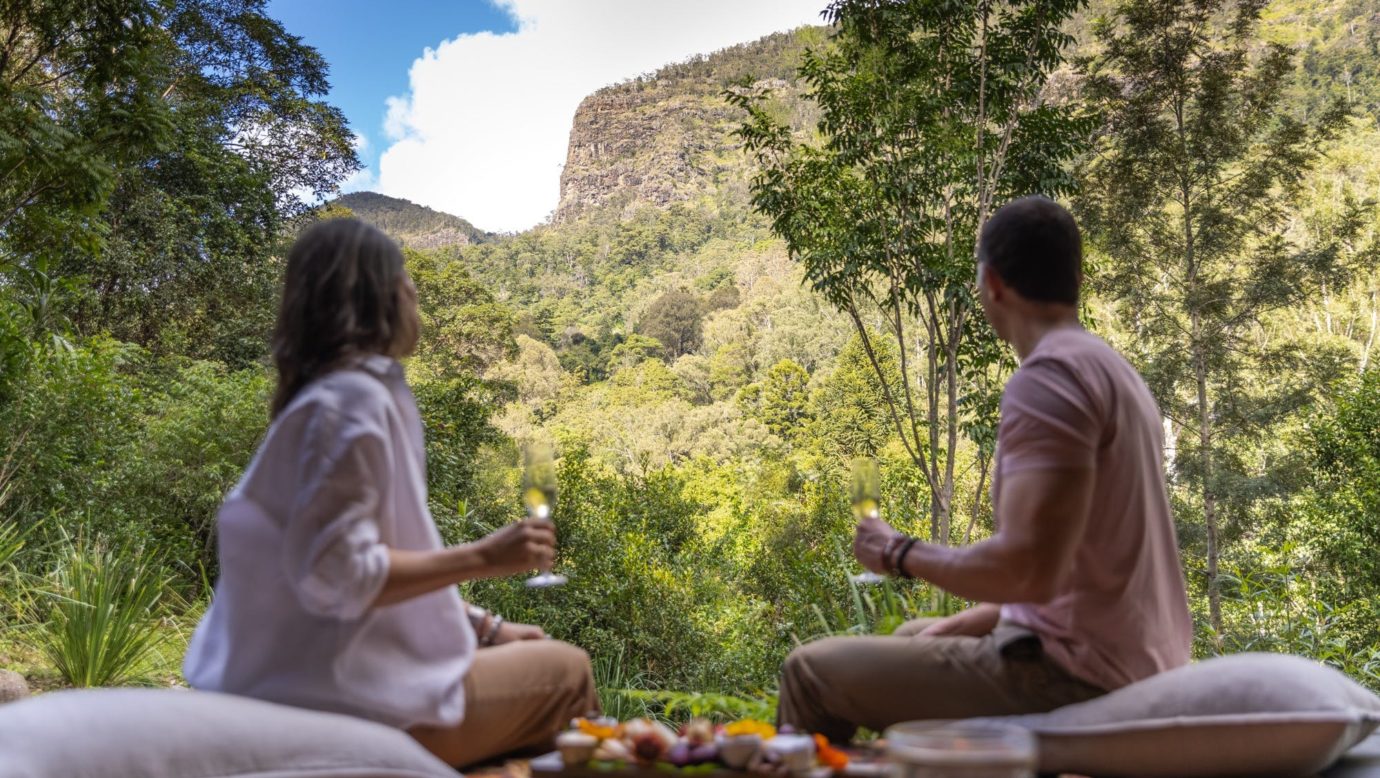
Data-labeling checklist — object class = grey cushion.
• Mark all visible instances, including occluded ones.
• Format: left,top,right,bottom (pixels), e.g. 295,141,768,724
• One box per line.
0,688,455,778
981,653,1380,777
1328,731,1380,778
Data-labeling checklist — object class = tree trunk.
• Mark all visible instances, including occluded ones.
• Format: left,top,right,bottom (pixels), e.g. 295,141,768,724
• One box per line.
1361,287,1377,373
927,317,942,542
941,317,960,545
1194,333,1222,638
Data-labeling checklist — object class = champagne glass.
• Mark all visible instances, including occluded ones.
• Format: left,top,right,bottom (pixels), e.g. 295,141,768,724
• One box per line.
522,442,567,588
849,456,886,585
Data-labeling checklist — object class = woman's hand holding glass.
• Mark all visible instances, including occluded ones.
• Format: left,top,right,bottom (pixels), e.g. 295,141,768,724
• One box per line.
474,519,556,578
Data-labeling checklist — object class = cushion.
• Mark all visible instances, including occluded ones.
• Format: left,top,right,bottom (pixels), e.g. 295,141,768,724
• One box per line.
1328,730,1380,777
981,653,1380,778
0,688,456,778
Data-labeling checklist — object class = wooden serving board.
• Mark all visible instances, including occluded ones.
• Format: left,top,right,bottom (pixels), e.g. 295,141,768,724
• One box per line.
527,749,889,778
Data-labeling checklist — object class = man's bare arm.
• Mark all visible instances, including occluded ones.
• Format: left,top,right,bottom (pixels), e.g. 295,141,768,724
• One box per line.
855,466,1094,603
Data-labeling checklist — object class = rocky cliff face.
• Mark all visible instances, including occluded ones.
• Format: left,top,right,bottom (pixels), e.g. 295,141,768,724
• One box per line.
554,28,823,223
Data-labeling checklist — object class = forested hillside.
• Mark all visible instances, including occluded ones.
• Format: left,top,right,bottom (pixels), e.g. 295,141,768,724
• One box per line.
1,0,1378,710
337,191,493,249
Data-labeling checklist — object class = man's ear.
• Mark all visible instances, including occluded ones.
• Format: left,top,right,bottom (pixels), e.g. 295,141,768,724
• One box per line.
984,265,1007,302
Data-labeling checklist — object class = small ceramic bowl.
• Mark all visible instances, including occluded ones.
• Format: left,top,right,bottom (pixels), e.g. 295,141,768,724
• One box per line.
556,731,599,765
765,733,817,773
718,733,763,769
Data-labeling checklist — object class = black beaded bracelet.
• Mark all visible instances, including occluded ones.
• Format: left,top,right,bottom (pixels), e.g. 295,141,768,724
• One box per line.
893,538,918,579
885,534,909,572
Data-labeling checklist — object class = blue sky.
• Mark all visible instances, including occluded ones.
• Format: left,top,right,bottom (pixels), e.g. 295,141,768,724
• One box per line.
268,0,823,231
267,1,518,176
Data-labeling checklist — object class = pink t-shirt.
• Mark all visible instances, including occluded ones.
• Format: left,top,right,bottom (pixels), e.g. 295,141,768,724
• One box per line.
996,327,1192,691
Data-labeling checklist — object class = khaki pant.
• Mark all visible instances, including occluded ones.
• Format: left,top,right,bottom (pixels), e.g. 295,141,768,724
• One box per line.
411,639,600,768
778,618,1106,742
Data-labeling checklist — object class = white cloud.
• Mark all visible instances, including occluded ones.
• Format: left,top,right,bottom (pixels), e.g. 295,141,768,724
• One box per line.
351,132,369,153
340,166,378,194
376,0,824,233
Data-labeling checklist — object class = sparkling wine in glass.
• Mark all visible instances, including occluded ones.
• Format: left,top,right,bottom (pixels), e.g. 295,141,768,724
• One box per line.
523,443,566,588
849,456,886,585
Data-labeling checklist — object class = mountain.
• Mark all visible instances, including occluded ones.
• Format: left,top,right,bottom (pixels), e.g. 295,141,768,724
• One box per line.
335,191,493,249
554,28,825,223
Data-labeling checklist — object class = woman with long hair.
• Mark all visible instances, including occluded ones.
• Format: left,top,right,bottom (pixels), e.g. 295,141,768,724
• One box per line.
184,218,598,767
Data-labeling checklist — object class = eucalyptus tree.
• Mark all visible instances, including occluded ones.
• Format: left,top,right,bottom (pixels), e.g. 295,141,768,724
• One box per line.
1076,0,1358,635
731,0,1088,543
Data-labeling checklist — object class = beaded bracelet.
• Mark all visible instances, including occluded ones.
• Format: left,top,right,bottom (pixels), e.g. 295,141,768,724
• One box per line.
893,538,918,579
881,535,903,574
884,534,906,572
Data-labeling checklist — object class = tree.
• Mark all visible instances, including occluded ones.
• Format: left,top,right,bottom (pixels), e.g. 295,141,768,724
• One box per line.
639,288,705,359
810,333,901,458
608,333,666,371
1076,0,1357,635
1298,370,1380,648
743,359,813,438
707,283,742,311
732,0,1088,543
408,248,517,380
59,0,359,366
0,0,170,267
0,0,172,367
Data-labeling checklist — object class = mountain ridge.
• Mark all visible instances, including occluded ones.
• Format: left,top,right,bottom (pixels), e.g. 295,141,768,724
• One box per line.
334,191,494,250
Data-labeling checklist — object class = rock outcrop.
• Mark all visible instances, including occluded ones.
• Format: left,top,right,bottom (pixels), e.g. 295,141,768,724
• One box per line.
554,29,822,223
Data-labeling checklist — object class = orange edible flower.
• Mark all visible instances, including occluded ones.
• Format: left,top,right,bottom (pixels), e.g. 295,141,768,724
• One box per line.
575,718,619,740
813,734,849,771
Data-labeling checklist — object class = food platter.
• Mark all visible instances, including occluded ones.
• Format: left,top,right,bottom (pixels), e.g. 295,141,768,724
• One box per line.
527,718,888,778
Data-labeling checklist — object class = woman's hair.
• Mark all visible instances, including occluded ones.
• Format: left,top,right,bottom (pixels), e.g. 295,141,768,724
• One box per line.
270,218,417,418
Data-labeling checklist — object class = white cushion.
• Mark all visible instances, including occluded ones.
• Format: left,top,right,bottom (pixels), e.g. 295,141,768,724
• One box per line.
980,653,1380,777
0,688,455,778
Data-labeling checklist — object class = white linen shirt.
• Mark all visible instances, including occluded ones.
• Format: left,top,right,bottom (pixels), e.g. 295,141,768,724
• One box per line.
183,355,476,729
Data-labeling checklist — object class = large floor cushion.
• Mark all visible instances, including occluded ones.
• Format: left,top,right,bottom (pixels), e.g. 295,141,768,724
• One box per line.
980,653,1380,777
0,688,455,778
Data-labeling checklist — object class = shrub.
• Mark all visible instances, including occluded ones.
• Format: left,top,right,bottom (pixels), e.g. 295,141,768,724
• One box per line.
37,540,172,687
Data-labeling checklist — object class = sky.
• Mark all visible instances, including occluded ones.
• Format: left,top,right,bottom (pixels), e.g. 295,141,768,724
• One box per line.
268,0,824,233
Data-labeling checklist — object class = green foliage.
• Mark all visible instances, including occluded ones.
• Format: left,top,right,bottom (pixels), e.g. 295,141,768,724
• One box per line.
740,359,812,439
416,374,514,534
608,334,667,372
625,689,777,725
408,248,518,380
1077,0,1363,633
1212,559,1380,688
731,0,1087,543
38,540,171,688
4,0,1380,702
809,335,898,458
0,341,270,580
337,192,492,249
1288,370,1380,650
0,0,172,267
102,360,270,575
42,0,359,367
639,289,705,359
593,643,657,722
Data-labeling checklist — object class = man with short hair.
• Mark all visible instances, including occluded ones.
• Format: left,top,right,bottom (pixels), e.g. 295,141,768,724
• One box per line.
777,196,1192,741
